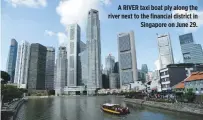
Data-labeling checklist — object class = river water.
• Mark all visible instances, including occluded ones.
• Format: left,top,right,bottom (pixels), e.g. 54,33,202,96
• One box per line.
15,96,202,120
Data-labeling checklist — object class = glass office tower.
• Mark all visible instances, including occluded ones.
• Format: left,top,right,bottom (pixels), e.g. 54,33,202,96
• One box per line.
87,9,102,94
179,33,203,63
7,39,18,83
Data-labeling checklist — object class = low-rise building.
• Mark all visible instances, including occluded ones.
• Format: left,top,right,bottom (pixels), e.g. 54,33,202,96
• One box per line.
173,72,203,95
184,72,203,95
160,63,203,92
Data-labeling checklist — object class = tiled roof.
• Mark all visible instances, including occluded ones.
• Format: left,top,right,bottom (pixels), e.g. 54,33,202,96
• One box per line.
175,81,184,89
185,72,203,82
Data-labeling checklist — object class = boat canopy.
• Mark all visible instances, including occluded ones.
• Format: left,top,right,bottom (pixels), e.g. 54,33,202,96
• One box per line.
103,103,119,106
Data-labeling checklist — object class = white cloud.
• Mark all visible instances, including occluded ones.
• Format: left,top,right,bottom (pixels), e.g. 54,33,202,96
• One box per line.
154,59,160,70
44,30,67,45
172,10,203,33
5,0,47,8
45,30,55,36
56,0,111,31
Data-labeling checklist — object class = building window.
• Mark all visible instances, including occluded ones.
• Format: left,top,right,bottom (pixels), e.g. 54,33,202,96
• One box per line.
160,72,164,76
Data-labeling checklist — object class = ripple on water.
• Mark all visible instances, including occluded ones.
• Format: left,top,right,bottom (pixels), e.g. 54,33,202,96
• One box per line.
15,96,203,120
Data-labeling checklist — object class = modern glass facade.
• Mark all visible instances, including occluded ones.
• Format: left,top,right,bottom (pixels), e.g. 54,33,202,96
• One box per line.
87,9,102,94
14,41,30,88
55,47,67,96
67,24,81,87
45,47,55,90
118,31,138,86
113,62,119,73
104,54,115,75
7,39,18,83
179,33,203,64
78,49,88,86
141,64,148,73
109,73,119,89
157,34,174,69
27,43,47,91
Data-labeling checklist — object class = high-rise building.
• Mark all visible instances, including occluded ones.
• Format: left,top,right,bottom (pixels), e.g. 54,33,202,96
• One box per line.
67,24,81,87
14,41,30,88
141,64,148,73
55,47,67,96
157,33,174,69
27,43,47,91
80,41,86,53
179,33,203,64
78,49,88,86
138,70,146,83
102,74,109,89
7,39,18,83
45,47,55,90
113,62,119,73
109,73,120,89
118,31,138,87
105,54,115,75
87,9,102,94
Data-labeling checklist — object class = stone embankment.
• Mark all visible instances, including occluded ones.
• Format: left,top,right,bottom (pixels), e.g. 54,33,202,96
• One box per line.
124,98,203,115
1,98,26,120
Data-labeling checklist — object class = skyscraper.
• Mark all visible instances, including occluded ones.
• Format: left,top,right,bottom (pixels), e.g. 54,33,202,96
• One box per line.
109,73,120,89
141,64,148,73
78,49,88,86
7,39,18,83
87,9,102,94
67,24,81,87
27,43,47,91
80,41,86,53
157,33,174,69
105,54,115,75
118,31,138,87
113,62,119,73
14,41,30,88
179,33,203,63
55,47,67,96
45,47,55,90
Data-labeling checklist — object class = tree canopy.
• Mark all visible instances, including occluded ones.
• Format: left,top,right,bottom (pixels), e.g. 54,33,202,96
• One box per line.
1,71,10,84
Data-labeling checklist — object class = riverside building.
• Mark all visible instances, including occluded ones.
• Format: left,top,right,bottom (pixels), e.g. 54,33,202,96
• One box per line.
117,31,138,89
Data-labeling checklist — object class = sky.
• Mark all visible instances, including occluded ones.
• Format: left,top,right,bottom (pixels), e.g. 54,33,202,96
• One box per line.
1,0,203,72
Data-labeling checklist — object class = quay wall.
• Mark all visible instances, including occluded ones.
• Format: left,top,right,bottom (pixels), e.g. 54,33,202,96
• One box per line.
124,98,203,115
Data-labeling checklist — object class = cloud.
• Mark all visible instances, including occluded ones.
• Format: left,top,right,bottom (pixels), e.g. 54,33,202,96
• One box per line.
5,0,47,8
172,10,203,33
154,59,160,70
45,30,67,45
56,0,111,31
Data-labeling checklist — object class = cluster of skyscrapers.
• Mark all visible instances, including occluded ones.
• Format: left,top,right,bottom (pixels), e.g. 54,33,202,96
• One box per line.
6,9,102,95
6,9,203,94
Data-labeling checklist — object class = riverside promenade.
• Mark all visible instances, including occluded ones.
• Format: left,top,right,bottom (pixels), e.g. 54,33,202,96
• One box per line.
124,98,203,116
1,98,27,120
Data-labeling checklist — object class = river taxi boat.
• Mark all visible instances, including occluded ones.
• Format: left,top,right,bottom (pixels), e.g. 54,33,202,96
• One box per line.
101,103,130,115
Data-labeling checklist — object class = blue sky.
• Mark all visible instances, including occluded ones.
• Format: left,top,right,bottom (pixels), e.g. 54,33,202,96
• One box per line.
1,0,203,71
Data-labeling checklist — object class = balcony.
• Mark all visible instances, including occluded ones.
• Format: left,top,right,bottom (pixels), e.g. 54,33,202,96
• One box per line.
161,81,170,85
160,74,169,79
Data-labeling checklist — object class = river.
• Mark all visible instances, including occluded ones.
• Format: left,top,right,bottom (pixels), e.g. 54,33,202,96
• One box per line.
15,96,202,120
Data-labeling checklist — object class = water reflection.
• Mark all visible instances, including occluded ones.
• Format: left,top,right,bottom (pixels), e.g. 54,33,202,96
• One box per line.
15,96,203,120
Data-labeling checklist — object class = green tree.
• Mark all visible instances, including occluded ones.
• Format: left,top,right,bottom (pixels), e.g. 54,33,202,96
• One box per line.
1,85,23,103
1,71,10,84
184,88,195,103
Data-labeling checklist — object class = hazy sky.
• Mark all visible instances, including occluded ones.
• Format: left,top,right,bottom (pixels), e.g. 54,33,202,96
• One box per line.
1,0,203,71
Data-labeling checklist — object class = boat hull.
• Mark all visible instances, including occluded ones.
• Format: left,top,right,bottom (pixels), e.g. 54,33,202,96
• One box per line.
101,107,129,115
